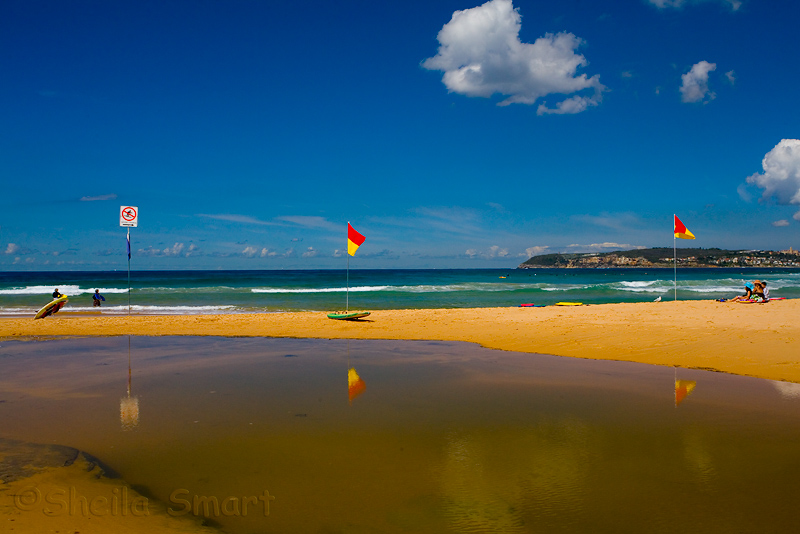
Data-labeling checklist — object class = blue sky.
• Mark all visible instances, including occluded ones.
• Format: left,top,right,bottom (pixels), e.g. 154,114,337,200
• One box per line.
2,0,799,270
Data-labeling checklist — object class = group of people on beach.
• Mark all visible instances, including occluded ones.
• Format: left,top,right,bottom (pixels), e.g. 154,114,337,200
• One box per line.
51,288,105,307
730,280,769,302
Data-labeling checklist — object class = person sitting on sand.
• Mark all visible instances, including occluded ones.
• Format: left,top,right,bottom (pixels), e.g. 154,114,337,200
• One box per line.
92,289,105,307
729,281,755,302
751,281,765,302
752,281,769,302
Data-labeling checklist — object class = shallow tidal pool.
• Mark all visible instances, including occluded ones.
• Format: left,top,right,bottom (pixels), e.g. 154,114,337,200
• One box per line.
2,336,800,533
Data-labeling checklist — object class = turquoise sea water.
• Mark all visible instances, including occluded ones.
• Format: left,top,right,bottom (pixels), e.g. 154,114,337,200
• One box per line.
1,268,798,316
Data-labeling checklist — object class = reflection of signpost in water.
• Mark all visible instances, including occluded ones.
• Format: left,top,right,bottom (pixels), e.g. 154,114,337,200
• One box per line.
120,206,138,314
120,335,140,430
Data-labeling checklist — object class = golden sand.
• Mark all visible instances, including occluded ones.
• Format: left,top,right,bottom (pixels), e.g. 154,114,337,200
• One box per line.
2,300,799,382
0,454,217,534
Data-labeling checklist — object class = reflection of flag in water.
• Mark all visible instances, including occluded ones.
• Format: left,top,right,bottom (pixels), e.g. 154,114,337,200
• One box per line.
347,223,365,256
675,380,696,406
674,215,695,240
348,367,366,403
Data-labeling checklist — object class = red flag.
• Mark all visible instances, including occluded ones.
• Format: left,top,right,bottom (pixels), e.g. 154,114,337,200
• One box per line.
674,215,695,240
347,223,365,256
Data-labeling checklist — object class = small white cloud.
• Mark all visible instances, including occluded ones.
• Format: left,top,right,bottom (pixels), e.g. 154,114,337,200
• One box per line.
647,0,741,11
737,183,753,202
621,70,634,79
301,247,317,258
725,70,736,84
574,212,641,231
490,245,509,257
772,220,790,227
487,202,506,212
276,216,338,230
524,246,549,257
794,212,800,221
242,246,259,258
138,243,186,257
747,139,800,220
422,0,604,112
333,249,344,258
568,242,645,252
80,193,118,202
260,248,277,258
466,245,509,259
4,243,19,255
680,61,717,103
185,244,199,257
198,214,277,226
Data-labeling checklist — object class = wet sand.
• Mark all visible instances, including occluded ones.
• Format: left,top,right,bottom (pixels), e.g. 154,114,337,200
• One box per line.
0,439,218,534
2,300,798,382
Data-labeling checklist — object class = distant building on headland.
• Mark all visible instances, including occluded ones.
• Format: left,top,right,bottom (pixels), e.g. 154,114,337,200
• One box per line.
780,247,800,256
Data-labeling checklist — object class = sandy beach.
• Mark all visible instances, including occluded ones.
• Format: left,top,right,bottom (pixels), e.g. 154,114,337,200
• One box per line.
2,300,800,533
2,300,798,383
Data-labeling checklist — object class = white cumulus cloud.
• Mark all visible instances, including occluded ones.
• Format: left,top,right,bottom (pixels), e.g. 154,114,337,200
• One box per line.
422,0,605,113
772,220,790,227
746,139,800,220
4,243,19,255
680,61,717,103
302,247,317,258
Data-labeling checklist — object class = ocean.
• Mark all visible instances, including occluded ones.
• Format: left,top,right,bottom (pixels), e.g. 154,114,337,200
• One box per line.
1,268,798,316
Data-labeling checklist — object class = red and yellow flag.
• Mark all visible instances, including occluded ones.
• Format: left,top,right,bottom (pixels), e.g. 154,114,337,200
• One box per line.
348,223,365,256
348,367,366,403
674,215,695,240
675,379,696,406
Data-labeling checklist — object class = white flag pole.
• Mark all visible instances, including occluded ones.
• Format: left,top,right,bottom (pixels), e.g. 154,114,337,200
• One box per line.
346,222,350,313
673,214,677,301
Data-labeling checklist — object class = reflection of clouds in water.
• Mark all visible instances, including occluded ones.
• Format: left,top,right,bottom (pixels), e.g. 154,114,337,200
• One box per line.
439,419,590,532
772,381,800,399
682,428,715,488
440,432,526,533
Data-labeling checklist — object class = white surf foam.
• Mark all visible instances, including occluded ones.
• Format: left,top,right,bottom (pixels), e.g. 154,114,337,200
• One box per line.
0,285,129,295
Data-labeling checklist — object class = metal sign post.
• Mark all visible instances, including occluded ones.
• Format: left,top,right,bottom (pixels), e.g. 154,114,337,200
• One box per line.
120,206,138,314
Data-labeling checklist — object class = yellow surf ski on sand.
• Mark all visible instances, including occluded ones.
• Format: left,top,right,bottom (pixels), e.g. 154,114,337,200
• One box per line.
555,302,583,306
34,295,68,319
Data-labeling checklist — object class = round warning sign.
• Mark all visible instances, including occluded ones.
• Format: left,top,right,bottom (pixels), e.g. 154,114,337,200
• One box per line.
120,206,139,227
